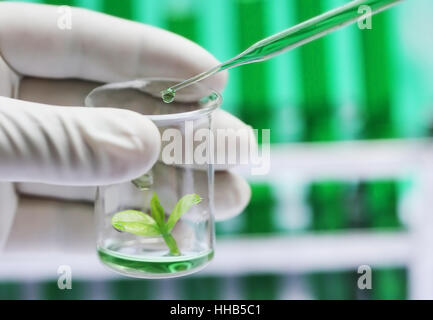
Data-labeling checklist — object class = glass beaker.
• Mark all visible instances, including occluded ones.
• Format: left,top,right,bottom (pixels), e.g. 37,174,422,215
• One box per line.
85,78,221,278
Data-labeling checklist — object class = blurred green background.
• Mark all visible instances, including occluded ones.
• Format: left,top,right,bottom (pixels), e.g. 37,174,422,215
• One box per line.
1,0,432,300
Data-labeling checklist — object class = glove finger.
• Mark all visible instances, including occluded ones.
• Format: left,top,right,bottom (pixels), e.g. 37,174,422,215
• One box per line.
19,77,100,107
4,196,95,254
0,96,160,185
0,182,18,251
17,168,251,221
0,55,19,98
0,2,227,92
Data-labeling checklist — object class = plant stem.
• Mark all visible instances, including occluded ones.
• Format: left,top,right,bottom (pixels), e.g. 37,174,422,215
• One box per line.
162,233,180,256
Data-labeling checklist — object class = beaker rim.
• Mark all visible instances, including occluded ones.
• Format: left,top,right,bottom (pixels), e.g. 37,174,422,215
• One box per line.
85,77,222,124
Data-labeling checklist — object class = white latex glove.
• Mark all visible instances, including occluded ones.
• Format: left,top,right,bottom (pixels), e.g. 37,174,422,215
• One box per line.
0,3,251,253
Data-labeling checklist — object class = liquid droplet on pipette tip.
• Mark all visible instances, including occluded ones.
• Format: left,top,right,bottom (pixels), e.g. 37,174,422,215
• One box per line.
161,88,175,104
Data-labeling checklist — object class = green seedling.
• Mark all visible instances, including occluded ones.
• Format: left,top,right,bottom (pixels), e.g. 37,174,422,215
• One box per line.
111,193,202,256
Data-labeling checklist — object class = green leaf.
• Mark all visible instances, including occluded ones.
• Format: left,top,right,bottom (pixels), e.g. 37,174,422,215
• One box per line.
166,194,202,232
111,210,161,236
150,193,166,230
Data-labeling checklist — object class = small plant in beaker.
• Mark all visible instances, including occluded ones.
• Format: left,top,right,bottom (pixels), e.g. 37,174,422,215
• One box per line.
111,193,202,256
88,78,219,278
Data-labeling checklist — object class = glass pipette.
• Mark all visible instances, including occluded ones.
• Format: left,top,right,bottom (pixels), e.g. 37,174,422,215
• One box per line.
161,0,402,103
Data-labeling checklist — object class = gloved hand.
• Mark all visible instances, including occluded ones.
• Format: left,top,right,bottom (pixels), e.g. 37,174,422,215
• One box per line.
0,3,251,253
